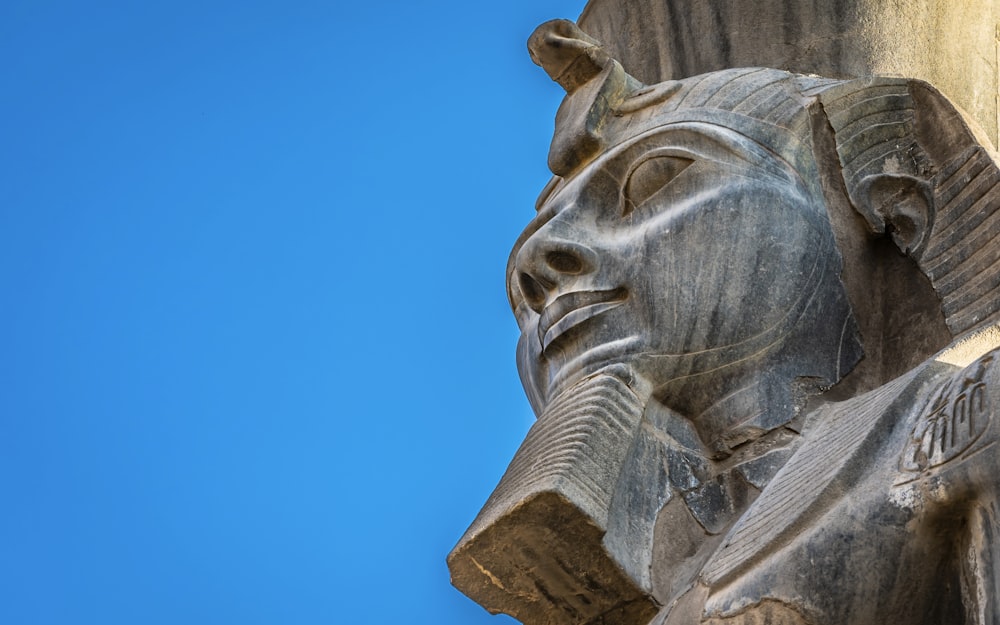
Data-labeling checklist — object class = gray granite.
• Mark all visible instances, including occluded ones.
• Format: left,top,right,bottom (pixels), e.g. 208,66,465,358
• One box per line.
450,9,1000,625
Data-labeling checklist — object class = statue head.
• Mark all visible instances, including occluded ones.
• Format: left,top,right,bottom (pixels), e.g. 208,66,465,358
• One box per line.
508,20,997,453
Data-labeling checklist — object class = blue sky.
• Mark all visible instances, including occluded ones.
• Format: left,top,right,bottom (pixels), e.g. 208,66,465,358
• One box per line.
1,1,586,623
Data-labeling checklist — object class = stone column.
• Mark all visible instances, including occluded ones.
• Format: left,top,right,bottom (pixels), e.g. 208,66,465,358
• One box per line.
578,0,1000,146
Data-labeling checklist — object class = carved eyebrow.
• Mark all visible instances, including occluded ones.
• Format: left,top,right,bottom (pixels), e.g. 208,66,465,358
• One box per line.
609,121,801,188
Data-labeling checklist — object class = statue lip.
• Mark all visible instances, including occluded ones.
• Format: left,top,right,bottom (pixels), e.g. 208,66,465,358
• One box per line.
538,287,628,351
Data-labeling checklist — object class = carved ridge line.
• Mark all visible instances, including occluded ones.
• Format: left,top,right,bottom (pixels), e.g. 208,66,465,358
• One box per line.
844,134,916,188
795,76,841,98
841,140,921,193
951,308,1000,336
738,84,795,118
726,75,796,113
541,388,637,427
923,164,1000,265
498,431,605,478
488,453,617,516
544,387,635,417
920,149,1000,336
498,457,613,507
930,148,989,228
824,91,911,126
821,84,910,116
673,71,725,111
943,273,1000,333
496,421,630,481
481,375,638,480
544,392,638,433
496,438,611,473
702,373,914,584
484,378,642,512
535,393,634,428
925,205,1000,295
834,105,915,146
499,412,632,476
698,69,777,103
839,122,915,171
762,99,809,132
703,68,776,108
942,251,1000,312
924,184,1000,275
707,405,864,561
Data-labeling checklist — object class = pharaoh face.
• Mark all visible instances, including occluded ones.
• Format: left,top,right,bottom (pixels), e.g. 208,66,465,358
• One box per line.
508,121,844,417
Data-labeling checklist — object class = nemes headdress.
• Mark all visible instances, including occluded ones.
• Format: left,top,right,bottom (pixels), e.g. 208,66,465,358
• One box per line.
529,19,1000,339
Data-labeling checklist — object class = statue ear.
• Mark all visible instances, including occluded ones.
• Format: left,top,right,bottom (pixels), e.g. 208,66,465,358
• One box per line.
855,174,934,257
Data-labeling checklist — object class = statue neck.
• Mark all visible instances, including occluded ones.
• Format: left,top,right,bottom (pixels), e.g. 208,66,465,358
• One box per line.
658,372,803,458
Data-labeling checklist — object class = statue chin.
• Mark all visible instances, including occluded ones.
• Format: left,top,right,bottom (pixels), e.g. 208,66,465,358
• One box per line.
447,369,661,625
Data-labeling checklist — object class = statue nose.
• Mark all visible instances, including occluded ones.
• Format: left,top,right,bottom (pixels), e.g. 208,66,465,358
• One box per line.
515,234,597,313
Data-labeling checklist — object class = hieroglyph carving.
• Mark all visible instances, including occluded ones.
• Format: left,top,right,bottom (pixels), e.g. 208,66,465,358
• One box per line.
901,353,993,474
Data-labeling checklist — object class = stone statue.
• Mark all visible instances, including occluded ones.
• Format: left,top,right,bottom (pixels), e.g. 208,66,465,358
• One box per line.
449,9,1000,625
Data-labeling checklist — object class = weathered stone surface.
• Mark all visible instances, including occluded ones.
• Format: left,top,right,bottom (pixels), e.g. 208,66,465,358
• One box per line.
450,8,1000,625
448,372,660,625
577,0,1000,147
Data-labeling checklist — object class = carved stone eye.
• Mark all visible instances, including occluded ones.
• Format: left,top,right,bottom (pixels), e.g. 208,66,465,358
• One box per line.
622,155,693,215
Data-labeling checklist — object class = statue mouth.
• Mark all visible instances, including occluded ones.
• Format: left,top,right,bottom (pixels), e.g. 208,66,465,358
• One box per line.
538,288,628,351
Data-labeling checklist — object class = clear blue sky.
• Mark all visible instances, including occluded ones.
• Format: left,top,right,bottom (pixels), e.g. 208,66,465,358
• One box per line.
1,1,586,623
